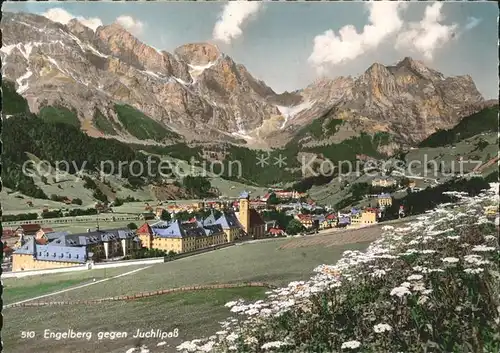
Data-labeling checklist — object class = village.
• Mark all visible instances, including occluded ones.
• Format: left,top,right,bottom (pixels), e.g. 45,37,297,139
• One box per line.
2,184,408,273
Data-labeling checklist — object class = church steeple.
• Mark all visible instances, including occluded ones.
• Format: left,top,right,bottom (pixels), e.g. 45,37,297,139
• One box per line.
238,191,250,234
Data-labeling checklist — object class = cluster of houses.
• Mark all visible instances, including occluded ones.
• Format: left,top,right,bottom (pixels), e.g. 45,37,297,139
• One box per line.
6,224,142,272
261,190,308,201
291,193,399,231
6,192,268,272
293,208,379,230
4,188,404,272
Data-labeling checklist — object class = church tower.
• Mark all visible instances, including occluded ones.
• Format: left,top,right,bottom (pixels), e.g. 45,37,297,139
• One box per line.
238,191,250,234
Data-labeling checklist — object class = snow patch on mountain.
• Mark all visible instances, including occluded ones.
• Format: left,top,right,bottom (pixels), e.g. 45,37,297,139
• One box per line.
141,70,161,79
0,42,43,60
86,44,109,58
16,70,32,94
187,61,216,84
231,131,255,141
0,43,18,56
276,100,315,129
173,77,190,86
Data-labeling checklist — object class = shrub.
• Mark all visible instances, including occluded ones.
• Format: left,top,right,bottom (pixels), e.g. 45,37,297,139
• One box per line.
71,198,83,205
66,208,97,217
127,222,138,230
160,210,171,221
2,213,39,222
286,219,304,235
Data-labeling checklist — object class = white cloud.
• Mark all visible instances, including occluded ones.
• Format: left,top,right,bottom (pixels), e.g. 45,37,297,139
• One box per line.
308,2,407,72
465,16,481,31
396,3,458,60
116,15,145,36
42,8,103,32
213,1,262,44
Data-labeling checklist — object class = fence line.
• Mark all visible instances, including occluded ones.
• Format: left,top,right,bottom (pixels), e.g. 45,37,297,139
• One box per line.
8,282,275,308
3,215,140,227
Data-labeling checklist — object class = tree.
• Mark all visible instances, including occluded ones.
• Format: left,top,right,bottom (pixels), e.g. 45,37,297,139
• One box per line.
262,210,294,229
400,177,410,188
160,209,171,221
92,189,108,203
475,138,489,152
127,222,138,230
50,194,66,202
286,219,304,235
174,211,191,222
71,198,83,205
183,175,211,197
195,209,222,220
351,182,370,198
267,193,280,205
41,210,63,219
300,208,311,215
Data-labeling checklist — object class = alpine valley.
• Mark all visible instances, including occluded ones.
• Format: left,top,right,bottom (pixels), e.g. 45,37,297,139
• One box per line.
1,11,498,209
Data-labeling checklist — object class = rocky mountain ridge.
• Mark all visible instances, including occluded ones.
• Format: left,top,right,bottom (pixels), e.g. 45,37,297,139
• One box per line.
1,11,488,151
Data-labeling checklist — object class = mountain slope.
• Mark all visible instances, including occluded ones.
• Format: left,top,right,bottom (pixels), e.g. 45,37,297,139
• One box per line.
1,11,487,150
272,58,486,149
419,105,499,148
0,12,280,144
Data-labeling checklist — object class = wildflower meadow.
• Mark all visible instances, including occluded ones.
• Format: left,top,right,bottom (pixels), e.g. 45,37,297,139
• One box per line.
177,184,500,353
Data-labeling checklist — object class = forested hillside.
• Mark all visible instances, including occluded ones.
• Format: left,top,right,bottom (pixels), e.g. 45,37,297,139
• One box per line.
419,106,498,148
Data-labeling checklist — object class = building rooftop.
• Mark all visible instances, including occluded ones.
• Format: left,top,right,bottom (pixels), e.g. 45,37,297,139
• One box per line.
313,215,326,222
152,220,223,239
14,237,87,264
137,222,153,235
378,193,392,198
44,231,70,241
202,212,217,226
49,228,136,247
17,224,42,233
14,237,36,255
249,209,265,226
373,177,395,181
215,212,242,229
338,216,351,224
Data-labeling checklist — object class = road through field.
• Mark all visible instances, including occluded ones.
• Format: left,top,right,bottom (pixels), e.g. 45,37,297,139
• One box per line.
3,266,152,309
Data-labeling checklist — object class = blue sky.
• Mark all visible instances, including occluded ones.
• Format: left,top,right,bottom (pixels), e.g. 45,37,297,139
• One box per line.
4,1,498,98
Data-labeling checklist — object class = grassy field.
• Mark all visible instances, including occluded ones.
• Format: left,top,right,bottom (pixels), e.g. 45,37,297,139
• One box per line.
4,287,267,353
47,238,370,302
3,265,149,305
2,237,372,353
